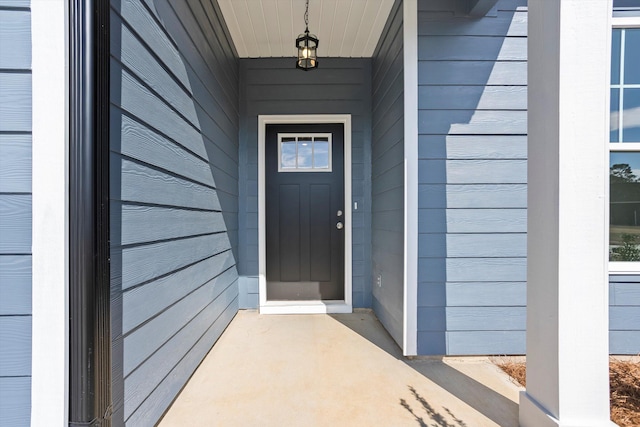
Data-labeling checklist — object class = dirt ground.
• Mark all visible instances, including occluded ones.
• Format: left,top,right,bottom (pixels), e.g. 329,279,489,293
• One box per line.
496,358,640,427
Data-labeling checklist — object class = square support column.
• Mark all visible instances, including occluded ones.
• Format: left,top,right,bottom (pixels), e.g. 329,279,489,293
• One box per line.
521,1,616,426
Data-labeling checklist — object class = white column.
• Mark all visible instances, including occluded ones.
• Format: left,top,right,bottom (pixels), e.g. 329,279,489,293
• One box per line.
521,1,615,427
31,0,69,425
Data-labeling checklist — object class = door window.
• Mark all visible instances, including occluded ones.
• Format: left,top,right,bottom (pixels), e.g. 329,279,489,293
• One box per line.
278,133,332,172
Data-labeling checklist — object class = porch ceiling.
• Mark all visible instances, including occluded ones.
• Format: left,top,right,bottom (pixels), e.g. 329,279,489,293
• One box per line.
217,0,396,58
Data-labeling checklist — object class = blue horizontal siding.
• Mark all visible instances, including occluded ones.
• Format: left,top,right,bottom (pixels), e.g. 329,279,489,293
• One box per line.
0,256,31,315
0,9,31,69
418,159,527,184
419,85,527,110
609,275,640,354
417,1,528,356
419,209,527,233
0,73,31,132
0,316,31,376
419,184,527,209
0,135,31,193
419,233,527,258
418,282,526,307
418,61,527,86
418,36,527,61
418,135,527,160
110,0,239,423
0,2,31,423
371,0,404,346
0,377,30,427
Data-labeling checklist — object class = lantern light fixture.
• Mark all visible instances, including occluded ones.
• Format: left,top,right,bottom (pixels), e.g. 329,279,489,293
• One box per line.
296,0,318,71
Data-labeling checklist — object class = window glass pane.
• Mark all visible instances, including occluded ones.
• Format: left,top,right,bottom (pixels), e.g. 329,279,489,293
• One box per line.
297,140,312,168
612,88,620,142
624,29,640,84
610,152,640,261
281,141,296,169
622,88,640,142
612,29,621,84
313,140,329,169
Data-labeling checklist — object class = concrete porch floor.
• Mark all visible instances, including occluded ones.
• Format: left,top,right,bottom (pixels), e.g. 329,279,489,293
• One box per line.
159,310,522,426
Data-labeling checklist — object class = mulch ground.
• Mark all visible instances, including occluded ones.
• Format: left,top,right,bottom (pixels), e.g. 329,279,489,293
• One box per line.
496,359,640,427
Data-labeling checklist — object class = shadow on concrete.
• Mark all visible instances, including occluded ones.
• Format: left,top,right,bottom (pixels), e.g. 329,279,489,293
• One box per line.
401,386,469,427
331,312,519,427
408,360,519,427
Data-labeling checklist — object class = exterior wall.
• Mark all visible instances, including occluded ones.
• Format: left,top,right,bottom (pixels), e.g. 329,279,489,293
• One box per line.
417,0,528,355
610,275,640,354
0,0,32,425
238,57,373,309
371,0,405,347
110,0,239,424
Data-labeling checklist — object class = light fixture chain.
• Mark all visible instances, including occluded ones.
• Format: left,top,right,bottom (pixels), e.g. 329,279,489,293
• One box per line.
304,0,309,31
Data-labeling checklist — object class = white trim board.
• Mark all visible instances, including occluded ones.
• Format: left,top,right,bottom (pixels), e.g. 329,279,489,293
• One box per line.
402,0,419,357
31,0,70,425
258,115,353,314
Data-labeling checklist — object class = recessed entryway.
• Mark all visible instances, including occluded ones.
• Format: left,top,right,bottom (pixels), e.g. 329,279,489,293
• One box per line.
258,115,353,314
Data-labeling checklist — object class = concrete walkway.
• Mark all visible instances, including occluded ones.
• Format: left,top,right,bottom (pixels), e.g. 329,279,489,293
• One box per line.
159,310,522,426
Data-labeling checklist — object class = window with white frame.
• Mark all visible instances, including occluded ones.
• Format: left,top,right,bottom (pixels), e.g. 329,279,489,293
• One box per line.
609,20,640,270
277,133,332,172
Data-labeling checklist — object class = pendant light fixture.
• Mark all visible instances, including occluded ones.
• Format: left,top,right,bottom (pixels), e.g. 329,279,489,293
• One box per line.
296,0,319,70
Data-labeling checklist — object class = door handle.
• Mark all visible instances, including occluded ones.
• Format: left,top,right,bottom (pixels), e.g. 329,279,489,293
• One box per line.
336,222,343,230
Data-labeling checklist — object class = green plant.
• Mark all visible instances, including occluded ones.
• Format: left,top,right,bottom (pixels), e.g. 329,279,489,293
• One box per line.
612,234,640,261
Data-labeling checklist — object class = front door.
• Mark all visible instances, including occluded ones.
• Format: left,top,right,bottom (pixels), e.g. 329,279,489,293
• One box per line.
265,123,345,300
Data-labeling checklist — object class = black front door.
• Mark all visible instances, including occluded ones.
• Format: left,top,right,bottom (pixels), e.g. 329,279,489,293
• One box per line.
266,123,345,300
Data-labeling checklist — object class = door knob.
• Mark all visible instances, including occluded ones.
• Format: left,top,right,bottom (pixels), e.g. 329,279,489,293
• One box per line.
336,222,343,230
337,210,343,217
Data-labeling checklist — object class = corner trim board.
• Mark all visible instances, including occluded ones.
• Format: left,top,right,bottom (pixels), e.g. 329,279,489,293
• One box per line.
31,0,70,425
403,0,419,356
258,115,353,314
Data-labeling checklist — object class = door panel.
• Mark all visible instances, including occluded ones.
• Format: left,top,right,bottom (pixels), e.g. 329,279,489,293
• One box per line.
266,123,345,301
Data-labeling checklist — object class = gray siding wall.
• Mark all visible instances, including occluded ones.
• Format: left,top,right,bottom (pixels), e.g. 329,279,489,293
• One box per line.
417,0,528,355
110,0,239,424
371,0,405,347
238,58,372,309
0,0,32,425
610,275,640,354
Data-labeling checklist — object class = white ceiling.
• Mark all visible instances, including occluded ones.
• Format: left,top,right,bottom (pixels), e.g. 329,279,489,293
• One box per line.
217,0,396,58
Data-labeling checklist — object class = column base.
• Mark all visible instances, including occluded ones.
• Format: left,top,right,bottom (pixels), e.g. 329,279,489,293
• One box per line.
520,391,618,427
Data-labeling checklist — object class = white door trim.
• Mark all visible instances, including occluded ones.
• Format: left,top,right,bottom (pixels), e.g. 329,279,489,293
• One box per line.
258,114,352,314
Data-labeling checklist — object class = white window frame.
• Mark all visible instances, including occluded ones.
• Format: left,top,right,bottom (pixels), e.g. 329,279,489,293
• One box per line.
277,133,333,172
609,17,640,274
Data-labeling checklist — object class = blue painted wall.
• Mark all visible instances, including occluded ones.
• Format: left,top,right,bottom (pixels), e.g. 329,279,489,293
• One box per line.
110,0,239,424
238,57,373,309
417,0,528,355
610,275,640,354
371,0,405,347
0,0,32,425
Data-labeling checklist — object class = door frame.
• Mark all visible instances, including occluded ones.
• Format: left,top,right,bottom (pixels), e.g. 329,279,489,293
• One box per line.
258,115,352,314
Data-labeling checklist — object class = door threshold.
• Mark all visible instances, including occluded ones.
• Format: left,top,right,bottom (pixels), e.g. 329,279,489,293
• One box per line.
260,301,352,314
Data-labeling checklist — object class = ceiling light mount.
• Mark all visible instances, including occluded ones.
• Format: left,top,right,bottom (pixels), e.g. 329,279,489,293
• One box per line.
296,0,318,71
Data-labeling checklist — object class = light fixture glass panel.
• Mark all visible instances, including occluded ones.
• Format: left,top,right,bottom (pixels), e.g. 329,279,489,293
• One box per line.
610,152,640,261
624,29,640,84
313,140,329,169
281,141,297,169
297,139,313,168
623,88,640,142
